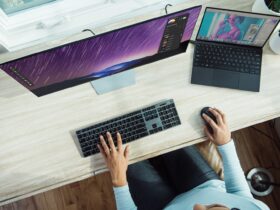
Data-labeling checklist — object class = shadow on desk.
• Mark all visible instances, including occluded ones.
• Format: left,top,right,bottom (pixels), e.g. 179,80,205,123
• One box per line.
0,77,28,99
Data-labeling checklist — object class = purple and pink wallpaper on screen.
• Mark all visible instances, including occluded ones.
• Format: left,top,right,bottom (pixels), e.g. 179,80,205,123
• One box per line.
0,6,201,93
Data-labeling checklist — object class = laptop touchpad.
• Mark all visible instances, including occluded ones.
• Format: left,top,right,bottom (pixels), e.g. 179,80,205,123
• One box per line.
213,70,239,89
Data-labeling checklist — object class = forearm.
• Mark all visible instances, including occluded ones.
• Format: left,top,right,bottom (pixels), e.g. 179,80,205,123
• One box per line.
218,140,252,197
113,185,137,210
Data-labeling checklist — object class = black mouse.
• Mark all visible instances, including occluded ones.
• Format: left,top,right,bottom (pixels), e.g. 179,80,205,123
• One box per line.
200,107,217,134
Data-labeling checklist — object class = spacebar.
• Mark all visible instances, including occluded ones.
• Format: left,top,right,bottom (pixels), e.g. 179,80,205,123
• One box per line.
214,65,237,71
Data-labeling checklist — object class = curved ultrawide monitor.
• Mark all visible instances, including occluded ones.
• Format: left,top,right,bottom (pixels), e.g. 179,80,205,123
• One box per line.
0,5,202,96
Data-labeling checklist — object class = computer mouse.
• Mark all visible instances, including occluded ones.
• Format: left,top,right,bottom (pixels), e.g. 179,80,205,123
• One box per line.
200,107,217,134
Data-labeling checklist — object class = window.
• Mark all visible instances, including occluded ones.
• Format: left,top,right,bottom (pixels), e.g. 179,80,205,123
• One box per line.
0,0,57,15
0,0,186,53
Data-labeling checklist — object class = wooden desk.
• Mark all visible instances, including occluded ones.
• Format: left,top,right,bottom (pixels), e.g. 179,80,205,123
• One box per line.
1,0,280,206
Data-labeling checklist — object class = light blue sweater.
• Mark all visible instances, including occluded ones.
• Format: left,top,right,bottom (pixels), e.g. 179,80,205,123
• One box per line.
113,140,269,210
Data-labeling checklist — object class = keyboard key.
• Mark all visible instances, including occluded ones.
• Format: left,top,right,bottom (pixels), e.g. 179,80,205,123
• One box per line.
195,43,261,75
75,99,181,157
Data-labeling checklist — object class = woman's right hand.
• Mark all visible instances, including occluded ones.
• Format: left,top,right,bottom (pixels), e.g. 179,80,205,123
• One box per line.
97,132,129,187
202,108,231,146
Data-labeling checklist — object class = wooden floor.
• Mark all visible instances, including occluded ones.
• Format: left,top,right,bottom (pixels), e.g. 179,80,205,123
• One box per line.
1,121,280,210
232,121,280,210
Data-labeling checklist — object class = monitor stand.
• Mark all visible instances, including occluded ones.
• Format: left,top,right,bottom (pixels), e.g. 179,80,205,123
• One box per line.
91,70,136,94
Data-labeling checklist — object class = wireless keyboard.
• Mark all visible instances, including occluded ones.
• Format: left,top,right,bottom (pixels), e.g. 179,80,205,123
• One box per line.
75,99,181,157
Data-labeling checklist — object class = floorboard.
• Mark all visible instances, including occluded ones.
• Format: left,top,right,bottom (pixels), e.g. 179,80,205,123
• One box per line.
232,121,280,210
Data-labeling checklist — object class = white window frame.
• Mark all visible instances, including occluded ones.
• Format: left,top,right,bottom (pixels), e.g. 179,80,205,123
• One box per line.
0,0,189,52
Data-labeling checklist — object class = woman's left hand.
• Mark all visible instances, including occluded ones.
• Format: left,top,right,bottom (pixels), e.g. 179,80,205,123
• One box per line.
98,132,130,187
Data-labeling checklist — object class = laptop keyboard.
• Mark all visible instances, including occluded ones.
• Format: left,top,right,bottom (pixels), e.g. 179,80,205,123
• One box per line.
193,42,261,75
75,99,181,157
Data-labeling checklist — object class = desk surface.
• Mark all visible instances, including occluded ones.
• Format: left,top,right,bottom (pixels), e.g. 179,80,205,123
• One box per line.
1,0,280,206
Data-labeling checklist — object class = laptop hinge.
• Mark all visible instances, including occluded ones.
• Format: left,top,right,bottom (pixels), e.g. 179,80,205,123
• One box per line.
195,40,262,50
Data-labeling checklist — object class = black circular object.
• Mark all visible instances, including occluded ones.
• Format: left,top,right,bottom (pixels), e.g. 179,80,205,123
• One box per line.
200,107,217,123
200,107,210,118
200,107,217,134
251,172,270,192
247,168,274,196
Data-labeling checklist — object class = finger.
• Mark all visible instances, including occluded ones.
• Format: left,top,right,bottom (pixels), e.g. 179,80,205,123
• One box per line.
204,126,214,141
214,108,227,123
203,113,218,131
100,135,110,156
124,145,130,160
117,132,123,153
209,108,223,125
97,144,107,159
107,132,116,153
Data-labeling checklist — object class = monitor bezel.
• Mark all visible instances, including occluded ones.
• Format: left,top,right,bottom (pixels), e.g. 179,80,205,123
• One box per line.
196,7,280,48
0,5,202,96
32,43,189,96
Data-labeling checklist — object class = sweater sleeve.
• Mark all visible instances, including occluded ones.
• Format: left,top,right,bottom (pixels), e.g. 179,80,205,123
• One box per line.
113,185,137,210
217,140,253,198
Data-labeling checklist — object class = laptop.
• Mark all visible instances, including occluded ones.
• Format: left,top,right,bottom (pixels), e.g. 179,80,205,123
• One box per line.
191,7,280,92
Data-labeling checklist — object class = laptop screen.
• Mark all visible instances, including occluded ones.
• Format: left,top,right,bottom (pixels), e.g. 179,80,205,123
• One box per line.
196,8,280,47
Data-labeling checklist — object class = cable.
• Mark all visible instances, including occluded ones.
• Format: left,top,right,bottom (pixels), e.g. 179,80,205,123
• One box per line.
265,166,280,171
165,4,172,15
246,178,280,187
250,126,280,152
250,126,274,140
249,126,280,172
82,29,96,36
270,119,276,129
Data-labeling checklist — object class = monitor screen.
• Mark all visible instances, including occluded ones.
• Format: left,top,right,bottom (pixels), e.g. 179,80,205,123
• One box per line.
0,5,202,96
197,8,280,47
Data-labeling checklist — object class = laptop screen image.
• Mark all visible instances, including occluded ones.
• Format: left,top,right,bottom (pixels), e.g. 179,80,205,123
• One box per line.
0,6,201,96
197,8,280,47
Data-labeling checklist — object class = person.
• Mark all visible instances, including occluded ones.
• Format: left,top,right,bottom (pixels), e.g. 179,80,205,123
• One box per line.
98,108,269,210
211,15,245,41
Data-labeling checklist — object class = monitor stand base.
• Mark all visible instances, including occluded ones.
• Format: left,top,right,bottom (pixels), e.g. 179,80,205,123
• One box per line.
91,70,136,95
